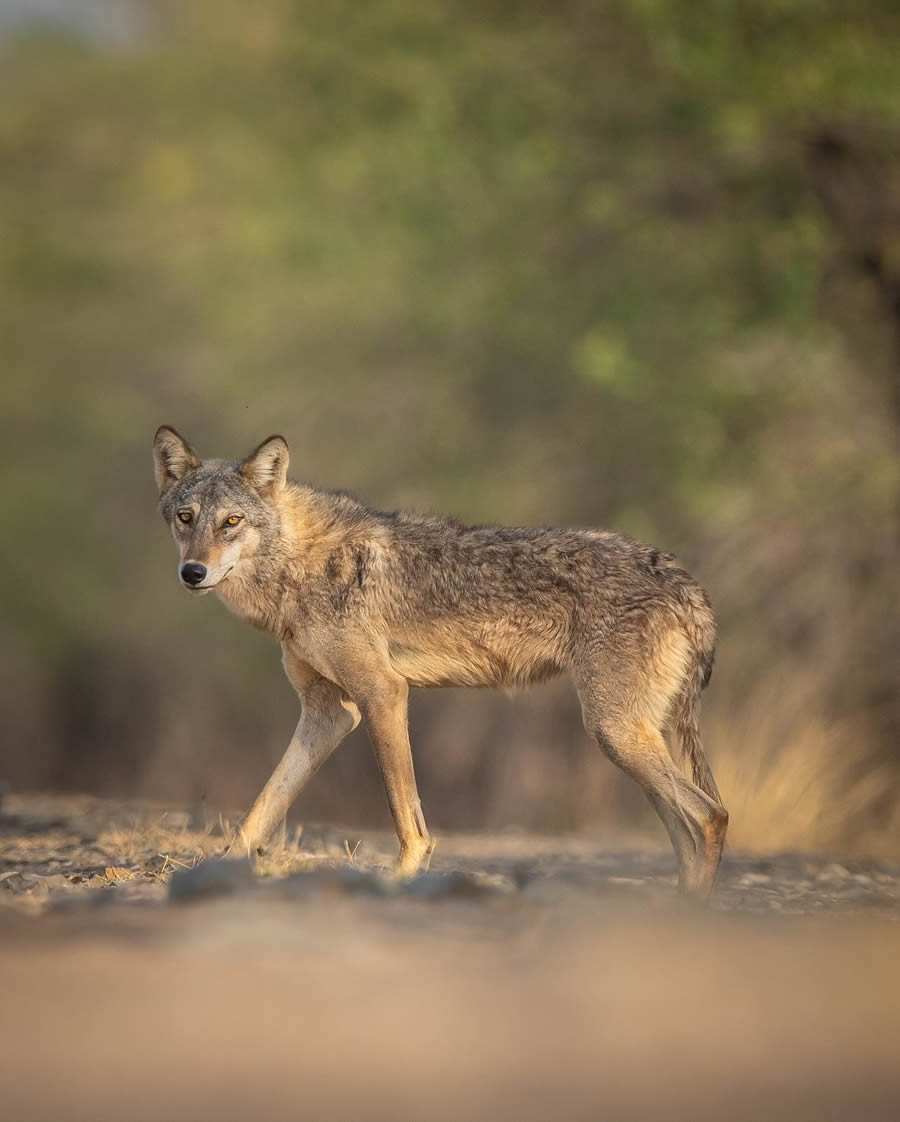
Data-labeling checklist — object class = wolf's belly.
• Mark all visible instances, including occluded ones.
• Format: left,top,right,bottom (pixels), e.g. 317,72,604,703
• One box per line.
387,630,564,690
387,641,502,688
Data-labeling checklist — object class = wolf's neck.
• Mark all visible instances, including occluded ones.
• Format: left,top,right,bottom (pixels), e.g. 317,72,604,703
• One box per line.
214,550,290,636
214,483,378,638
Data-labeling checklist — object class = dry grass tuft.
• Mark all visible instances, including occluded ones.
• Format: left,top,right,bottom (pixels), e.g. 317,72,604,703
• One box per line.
710,704,900,857
217,819,376,879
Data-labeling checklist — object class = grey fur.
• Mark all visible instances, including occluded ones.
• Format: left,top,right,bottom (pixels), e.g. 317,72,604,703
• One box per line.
153,426,728,898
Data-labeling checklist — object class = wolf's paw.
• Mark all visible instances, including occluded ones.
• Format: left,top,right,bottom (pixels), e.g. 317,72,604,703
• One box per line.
394,837,434,879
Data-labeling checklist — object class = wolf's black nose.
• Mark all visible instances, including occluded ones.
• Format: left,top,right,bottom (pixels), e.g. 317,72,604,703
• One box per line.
181,562,207,586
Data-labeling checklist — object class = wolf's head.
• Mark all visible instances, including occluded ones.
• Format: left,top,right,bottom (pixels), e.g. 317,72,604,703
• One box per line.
152,426,289,594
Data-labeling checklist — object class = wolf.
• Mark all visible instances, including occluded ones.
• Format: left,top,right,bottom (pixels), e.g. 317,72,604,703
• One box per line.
152,426,728,898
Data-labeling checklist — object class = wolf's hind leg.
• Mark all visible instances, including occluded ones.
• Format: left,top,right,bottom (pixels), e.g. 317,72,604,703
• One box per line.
577,675,727,900
229,676,360,857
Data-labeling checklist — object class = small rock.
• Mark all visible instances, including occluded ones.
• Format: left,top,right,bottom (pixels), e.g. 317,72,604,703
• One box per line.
40,874,76,891
269,866,518,902
817,864,851,881
404,870,517,900
169,859,256,902
294,866,392,898
0,872,26,894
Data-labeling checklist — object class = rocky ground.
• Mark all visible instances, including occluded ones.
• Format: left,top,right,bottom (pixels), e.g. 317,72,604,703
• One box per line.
2,792,899,1121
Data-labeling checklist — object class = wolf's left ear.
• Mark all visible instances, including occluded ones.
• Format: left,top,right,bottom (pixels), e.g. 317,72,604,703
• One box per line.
240,434,289,498
153,425,201,494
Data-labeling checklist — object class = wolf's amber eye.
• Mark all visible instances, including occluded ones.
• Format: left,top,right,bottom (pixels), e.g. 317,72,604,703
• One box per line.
224,515,242,527
177,511,192,524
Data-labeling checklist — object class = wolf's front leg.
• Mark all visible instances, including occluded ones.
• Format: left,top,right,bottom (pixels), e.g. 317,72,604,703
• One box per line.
358,673,432,877
227,676,360,857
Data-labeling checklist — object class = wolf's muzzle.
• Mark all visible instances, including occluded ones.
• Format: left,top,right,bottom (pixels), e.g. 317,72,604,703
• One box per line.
180,562,207,586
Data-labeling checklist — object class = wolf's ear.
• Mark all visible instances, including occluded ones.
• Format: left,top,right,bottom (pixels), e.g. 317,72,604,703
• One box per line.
153,426,201,494
240,434,289,498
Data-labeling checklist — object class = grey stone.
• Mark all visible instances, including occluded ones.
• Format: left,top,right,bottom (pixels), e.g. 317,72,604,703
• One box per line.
169,859,257,902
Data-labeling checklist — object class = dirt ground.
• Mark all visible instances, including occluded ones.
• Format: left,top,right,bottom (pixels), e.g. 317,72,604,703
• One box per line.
2,793,899,1122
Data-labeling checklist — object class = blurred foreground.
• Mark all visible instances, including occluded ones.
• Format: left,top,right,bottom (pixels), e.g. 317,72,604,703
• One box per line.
2,793,899,1122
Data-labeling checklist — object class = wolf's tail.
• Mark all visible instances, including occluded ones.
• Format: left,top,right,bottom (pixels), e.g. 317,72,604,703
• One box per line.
671,584,722,805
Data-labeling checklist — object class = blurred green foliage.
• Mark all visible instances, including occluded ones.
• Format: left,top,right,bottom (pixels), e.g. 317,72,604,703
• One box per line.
0,1,897,845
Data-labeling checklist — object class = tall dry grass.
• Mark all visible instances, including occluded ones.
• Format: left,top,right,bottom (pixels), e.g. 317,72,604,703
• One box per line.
709,706,900,857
